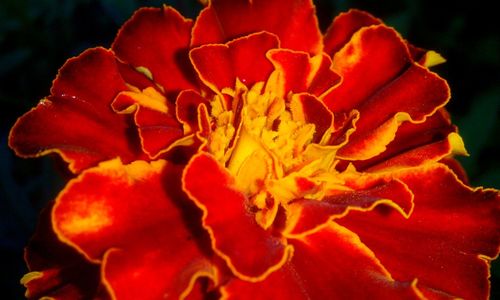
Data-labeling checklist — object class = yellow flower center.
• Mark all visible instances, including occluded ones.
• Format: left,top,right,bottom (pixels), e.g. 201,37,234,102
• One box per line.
204,78,349,230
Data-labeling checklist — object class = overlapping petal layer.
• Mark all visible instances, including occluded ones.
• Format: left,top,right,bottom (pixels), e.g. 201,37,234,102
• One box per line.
9,48,146,173
21,203,108,299
9,1,500,299
192,0,322,55
323,25,450,160
338,164,500,299
112,6,197,97
223,223,422,299
52,159,216,299
190,32,279,93
183,153,292,280
286,178,413,235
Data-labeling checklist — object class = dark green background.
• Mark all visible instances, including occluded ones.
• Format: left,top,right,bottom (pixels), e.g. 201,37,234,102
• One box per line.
1,0,498,298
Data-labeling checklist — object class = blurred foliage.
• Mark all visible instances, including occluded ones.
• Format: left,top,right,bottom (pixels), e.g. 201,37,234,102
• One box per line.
0,0,498,298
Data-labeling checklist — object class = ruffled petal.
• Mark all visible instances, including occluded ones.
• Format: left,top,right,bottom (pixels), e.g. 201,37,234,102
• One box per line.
267,50,341,97
338,164,500,299
286,178,413,235
22,203,108,299
112,7,197,97
52,159,215,299
190,32,279,93
349,109,466,172
223,223,421,299
323,9,381,57
323,9,444,67
9,48,145,173
176,90,210,135
112,88,185,158
289,93,333,143
323,25,449,160
183,153,292,280
191,0,322,55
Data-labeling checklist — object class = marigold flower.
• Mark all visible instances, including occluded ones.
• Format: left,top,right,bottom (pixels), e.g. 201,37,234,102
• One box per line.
9,1,500,299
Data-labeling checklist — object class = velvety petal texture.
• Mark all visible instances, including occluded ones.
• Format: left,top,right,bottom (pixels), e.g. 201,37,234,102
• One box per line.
338,165,500,299
223,223,421,299
192,0,322,55
53,159,215,299
9,48,145,173
9,1,500,299
112,6,197,97
22,203,108,299
190,32,279,93
183,153,291,280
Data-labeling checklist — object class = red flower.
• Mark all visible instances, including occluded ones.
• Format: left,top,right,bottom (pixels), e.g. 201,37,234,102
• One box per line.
10,1,500,299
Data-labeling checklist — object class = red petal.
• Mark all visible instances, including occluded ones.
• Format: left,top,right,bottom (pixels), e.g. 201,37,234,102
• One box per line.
191,0,322,55
322,25,449,160
267,50,341,97
190,32,279,92
290,93,333,143
307,53,342,97
338,164,500,299
323,9,437,66
323,9,381,57
268,50,310,94
112,7,196,97
350,109,462,172
287,179,413,235
176,90,210,134
9,48,145,173
223,223,421,299
183,153,291,280
22,203,108,299
52,159,215,299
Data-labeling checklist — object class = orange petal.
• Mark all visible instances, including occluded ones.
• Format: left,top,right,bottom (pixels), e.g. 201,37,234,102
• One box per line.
286,179,413,236
349,109,463,172
22,203,108,299
323,9,381,57
191,0,322,55
290,93,333,143
176,90,210,135
9,48,145,173
52,159,215,299
223,223,421,299
323,25,449,160
338,164,500,299
112,7,196,98
190,31,279,93
267,50,341,97
183,153,291,280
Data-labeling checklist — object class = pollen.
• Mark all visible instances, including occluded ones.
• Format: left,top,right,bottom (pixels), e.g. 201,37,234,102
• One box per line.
202,77,342,229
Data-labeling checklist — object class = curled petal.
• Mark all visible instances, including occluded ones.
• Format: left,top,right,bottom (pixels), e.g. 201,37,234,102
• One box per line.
53,159,215,299
350,109,466,172
286,178,413,236
112,7,197,97
190,31,279,93
112,88,185,158
323,9,381,56
183,153,292,281
223,223,421,299
176,90,210,135
9,48,145,173
323,25,449,160
267,50,341,97
22,203,108,299
290,93,334,143
191,0,322,55
338,164,500,299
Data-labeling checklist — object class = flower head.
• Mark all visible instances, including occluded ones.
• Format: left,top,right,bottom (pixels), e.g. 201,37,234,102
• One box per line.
10,1,500,299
